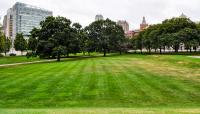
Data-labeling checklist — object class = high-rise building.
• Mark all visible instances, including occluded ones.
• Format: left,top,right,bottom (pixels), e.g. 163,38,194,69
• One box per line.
140,17,148,30
95,14,104,21
4,8,13,39
0,24,3,33
117,20,129,33
3,2,53,50
179,13,187,18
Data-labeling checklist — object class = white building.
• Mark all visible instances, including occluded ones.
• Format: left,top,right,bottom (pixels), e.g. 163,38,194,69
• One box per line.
117,20,129,33
95,14,104,21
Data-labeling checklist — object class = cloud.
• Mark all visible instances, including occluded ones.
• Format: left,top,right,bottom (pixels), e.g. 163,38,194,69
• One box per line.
0,0,200,29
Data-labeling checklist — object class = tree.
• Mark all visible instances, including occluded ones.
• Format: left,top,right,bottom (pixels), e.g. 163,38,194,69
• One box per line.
134,17,199,54
28,37,38,52
135,31,144,53
86,19,125,56
14,33,27,55
0,32,5,54
36,16,72,60
4,36,11,56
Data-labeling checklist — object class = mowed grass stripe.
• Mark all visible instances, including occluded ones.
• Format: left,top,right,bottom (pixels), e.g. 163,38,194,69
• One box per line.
110,58,166,105
101,59,124,100
0,54,199,108
107,58,151,100
0,63,69,107
122,60,200,106
77,58,98,101
0,64,47,85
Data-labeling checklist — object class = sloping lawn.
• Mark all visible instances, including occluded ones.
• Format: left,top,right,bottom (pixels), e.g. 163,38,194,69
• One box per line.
0,54,199,113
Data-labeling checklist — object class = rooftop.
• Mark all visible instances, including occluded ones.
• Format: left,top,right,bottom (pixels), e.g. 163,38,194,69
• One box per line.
14,2,52,12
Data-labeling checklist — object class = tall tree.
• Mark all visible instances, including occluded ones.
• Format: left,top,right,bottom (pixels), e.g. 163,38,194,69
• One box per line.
0,32,5,54
14,33,27,55
86,19,125,56
4,36,11,56
36,16,72,60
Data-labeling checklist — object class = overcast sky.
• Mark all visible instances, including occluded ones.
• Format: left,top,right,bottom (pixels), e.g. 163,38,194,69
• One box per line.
0,0,200,29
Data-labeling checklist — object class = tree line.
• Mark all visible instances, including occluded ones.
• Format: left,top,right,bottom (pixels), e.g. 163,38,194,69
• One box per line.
14,16,126,61
132,17,200,54
1,16,200,59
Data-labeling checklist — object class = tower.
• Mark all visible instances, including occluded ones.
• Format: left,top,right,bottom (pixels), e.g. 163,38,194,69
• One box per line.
117,20,129,33
140,16,148,30
95,14,104,21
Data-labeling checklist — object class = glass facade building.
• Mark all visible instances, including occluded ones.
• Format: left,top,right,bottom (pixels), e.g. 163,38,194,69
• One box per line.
3,2,53,50
12,2,53,38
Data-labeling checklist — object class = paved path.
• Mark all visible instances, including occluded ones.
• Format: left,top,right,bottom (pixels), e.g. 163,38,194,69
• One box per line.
0,59,57,67
188,56,200,59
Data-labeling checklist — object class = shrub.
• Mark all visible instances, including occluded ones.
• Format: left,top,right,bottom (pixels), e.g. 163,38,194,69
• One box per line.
10,53,16,56
0,54,4,57
26,52,37,59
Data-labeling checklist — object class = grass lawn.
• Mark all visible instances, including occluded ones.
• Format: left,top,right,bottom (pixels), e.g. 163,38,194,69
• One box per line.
0,54,200,113
0,56,40,65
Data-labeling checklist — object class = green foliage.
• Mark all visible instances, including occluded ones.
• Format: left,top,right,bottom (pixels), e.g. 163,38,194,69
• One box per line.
0,32,5,53
31,16,125,61
86,19,125,56
14,33,27,54
0,32,11,55
133,17,200,53
28,37,38,52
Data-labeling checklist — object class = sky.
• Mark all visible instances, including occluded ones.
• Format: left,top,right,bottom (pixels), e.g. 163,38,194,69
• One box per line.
0,0,200,30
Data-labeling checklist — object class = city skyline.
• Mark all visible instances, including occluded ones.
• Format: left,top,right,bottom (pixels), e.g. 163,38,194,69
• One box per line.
0,0,200,29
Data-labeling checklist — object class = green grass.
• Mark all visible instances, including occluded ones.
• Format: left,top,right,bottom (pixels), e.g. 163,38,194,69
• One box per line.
1,108,200,114
0,54,200,113
0,56,40,65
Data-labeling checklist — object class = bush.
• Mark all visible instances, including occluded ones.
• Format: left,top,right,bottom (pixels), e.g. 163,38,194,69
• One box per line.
26,52,37,59
0,54,4,57
10,53,16,56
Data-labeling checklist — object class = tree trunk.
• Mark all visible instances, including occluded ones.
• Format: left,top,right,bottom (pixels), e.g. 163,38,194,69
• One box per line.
159,47,162,54
103,49,106,57
164,46,166,53
148,48,151,54
57,51,60,62
119,48,122,55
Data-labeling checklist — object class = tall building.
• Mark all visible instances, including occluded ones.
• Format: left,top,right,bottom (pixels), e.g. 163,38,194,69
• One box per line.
4,8,13,39
0,24,3,33
117,20,129,33
3,2,53,50
95,14,104,21
140,17,148,30
179,13,187,18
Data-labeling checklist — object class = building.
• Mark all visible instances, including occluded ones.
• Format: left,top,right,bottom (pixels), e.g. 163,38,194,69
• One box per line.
0,24,3,33
3,15,7,34
179,13,187,18
4,8,13,39
95,14,104,21
140,17,148,30
117,20,129,33
3,2,53,51
125,30,140,38
125,31,135,38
